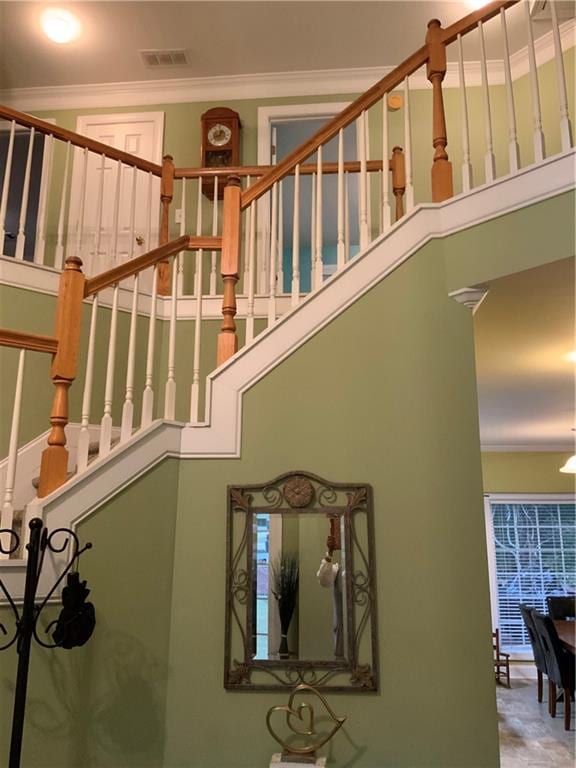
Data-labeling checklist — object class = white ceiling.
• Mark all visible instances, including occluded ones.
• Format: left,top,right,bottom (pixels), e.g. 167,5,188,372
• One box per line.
474,257,575,450
0,1,571,91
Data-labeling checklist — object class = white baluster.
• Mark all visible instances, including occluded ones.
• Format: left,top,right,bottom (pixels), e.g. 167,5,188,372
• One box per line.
121,275,139,443
74,147,89,261
457,34,474,191
277,180,284,293
141,264,158,427
364,109,372,240
246,201,257,340
344,171,350,261
190,177,205,421
194,178,203,296
164,254,178,419
291,164,301,307
99,284,119,458
314,147,324,289
190,248,203,423
268,182,278,325
242,175,251,294
91,153,107,275
479,21,496,183
34,133,53,265
550,0,573,151
0,120,15,251
499,10,520,173
127,165,137,260
310,172,316,291
145,171,153,252
109,159,122,262
1,349,25,555
358,113,369,251
54,140,71,269
210,176,219,295
403,77,415,211
524,0,546,163
15,128,35,260
76,295,99,473
381,100,391,231
337,131,346,269
177,178,187,295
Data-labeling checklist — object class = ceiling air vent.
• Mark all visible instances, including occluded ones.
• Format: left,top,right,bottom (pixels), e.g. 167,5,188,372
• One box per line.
140,49,189,68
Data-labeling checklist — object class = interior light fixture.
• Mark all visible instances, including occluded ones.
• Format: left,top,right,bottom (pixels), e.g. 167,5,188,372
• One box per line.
564,350,576,363
40,8,82,44
465,0,490,10
559,455,576,474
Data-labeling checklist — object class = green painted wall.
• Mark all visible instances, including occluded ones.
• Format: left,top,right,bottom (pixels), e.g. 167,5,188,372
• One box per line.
482,452,576,494
0,459,178,767
162,240,499,768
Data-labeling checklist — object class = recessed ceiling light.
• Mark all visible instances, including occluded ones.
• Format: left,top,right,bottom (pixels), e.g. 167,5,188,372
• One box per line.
564,351,576,363
40,8,82,44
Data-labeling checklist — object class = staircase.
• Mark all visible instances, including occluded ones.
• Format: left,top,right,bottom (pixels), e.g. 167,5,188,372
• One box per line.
0,0,574,581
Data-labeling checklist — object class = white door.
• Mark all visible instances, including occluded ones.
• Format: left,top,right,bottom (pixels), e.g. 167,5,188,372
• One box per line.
68,112,164,275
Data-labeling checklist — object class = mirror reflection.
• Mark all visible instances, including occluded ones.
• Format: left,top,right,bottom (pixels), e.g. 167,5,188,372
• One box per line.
225,471,378,692
252,513,347,662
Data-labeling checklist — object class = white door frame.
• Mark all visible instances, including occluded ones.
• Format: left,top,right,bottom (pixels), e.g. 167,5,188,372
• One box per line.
256,103,350,294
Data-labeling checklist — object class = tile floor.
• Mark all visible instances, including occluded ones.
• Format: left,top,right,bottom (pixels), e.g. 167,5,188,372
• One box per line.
497,679,575,767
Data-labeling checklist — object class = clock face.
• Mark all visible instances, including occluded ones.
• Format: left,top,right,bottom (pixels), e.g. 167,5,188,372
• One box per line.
207,123,232,147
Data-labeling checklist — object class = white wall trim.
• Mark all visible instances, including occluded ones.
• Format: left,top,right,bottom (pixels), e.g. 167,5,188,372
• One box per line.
1,20,573,112
481,443,574,452
1,152,573,599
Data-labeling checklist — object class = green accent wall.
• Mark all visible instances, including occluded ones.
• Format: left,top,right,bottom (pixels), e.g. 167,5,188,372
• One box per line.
0,459,178,767
482,452,576,494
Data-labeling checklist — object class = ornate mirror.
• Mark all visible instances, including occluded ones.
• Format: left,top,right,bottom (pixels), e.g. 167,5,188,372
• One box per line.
224,472,378,692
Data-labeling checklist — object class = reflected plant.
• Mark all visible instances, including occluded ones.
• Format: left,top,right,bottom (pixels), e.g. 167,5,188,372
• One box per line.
271,553,299,658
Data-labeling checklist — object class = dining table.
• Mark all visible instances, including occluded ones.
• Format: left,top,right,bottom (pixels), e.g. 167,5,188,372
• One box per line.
554,620,576,654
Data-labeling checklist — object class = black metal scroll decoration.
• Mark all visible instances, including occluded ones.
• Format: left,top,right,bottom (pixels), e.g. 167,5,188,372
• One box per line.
0,518,94,768
224,471,379,692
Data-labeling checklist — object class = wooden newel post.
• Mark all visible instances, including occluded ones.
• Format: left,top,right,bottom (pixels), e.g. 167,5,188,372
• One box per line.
217,175,242,366
158,154,175,296
389,146,406,222
426,19,453,202
38,256,85,498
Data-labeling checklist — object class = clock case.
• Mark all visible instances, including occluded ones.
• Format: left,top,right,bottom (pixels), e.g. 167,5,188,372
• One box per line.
200,107,241,200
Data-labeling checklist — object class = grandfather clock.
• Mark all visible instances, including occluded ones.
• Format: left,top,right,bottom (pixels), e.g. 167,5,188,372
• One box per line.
200,107,241,199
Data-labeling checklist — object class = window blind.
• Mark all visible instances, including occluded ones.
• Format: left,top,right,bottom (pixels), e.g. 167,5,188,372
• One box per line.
491,502,575,651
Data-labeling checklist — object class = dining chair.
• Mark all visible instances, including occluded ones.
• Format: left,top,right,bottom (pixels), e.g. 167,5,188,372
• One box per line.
547,595,576,620
492,628,511,688
532,611,575,730
519,604,548,704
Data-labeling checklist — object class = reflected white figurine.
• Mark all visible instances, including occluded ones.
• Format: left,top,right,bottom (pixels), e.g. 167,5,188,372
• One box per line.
317,534,345,659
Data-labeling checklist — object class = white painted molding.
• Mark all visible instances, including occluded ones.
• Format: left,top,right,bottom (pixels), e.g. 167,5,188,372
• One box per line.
1,151,573,599
181,150,576,457
449,286,489,313
481,443,574,452
1,20,573,111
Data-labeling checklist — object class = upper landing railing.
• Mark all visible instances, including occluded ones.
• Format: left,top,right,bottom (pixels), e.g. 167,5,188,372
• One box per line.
0,0,574,520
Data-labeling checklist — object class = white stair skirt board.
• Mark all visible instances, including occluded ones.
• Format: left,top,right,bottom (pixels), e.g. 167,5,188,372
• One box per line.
1,151,574,601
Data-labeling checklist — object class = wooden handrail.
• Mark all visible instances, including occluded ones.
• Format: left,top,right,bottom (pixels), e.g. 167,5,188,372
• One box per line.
0,328,58,355
84,235,222,296
0,105,162,176
175,160,385,179
240,0,517,210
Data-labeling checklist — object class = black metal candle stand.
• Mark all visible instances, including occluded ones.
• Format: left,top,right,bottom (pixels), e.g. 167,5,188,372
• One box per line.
0,518,94,768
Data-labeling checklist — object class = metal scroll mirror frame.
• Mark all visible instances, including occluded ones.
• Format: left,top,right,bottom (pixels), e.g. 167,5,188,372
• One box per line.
224,471,379,692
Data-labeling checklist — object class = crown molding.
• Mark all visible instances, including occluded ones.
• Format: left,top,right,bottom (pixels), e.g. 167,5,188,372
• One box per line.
0,20,573,112
480,444,574,452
